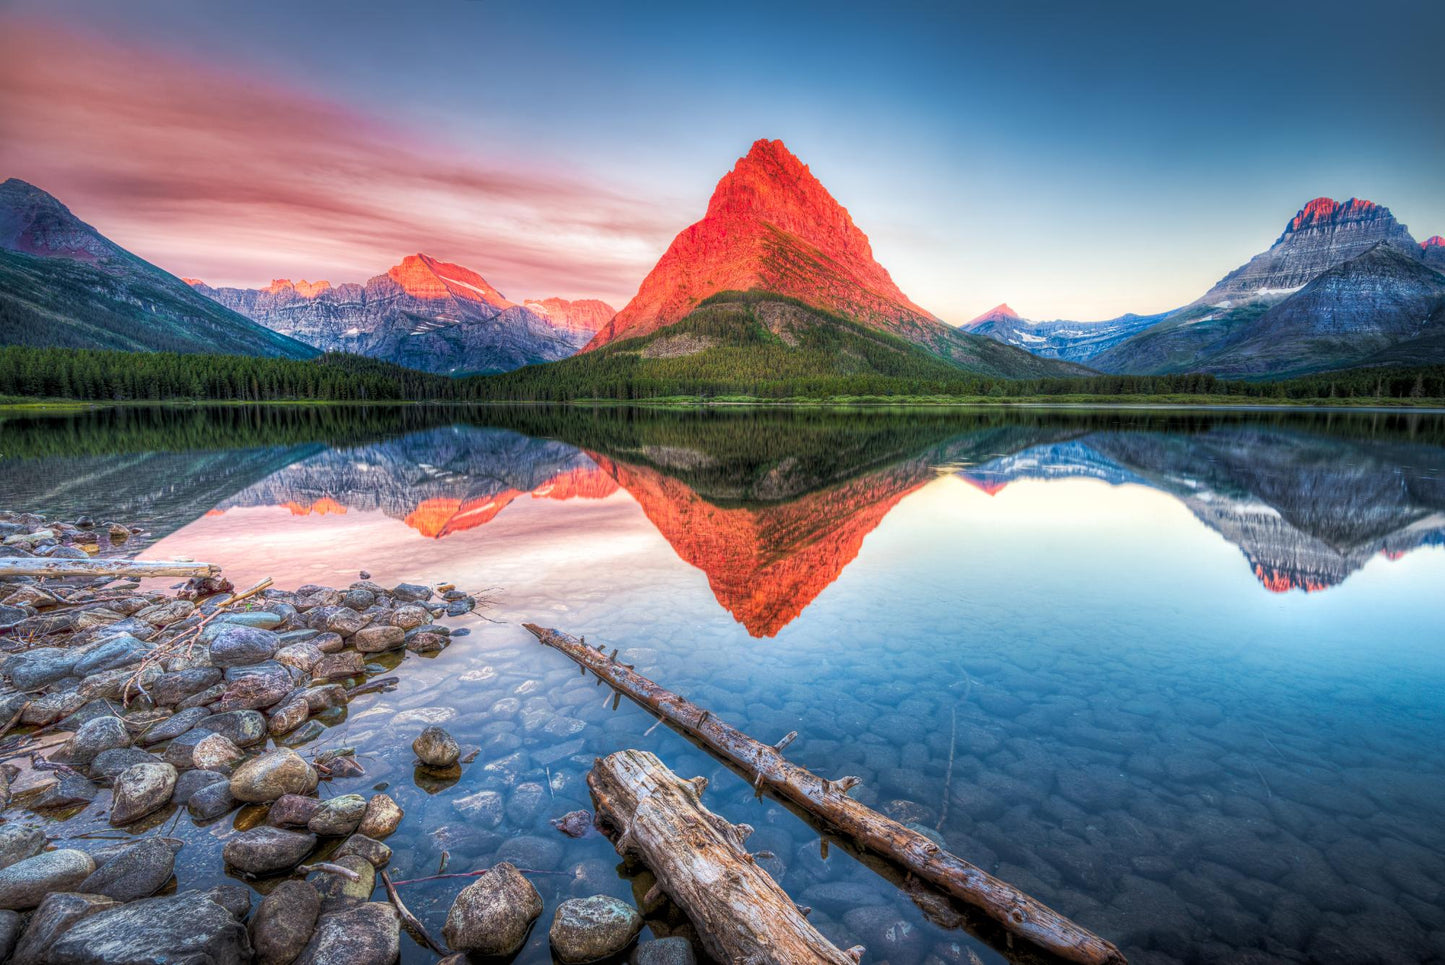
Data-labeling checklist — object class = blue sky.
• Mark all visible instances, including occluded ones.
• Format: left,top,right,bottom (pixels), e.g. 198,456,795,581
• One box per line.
2,0,1441,320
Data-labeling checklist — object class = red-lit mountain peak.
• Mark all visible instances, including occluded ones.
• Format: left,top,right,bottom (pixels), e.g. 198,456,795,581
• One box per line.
387,253,513,307
1287,197,1382,233
969,303,1020,324
1423,235,1445,249
584,139,938,350
261,278,332,298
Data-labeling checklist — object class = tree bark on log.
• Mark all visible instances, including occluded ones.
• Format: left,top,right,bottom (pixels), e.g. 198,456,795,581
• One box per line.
590,748,861,965
526,624,1126,965
0,558,220,580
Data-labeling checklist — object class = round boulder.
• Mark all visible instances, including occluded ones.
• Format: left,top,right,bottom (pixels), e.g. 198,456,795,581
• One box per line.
209,625,281,669
222,827,317,876
0,849,96,909
230,749,314,802
549,895,644,964
110,761,178,826
412,725,460,768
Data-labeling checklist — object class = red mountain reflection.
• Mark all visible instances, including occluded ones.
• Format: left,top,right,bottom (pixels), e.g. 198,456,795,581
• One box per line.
588,454,931,637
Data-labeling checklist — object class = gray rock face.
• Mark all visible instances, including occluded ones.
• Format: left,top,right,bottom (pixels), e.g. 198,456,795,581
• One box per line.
54,715,130,765
0,849,96,909
295,901,399,965
164,729,246,771
251,879,320,965
10,892,118,965
173,768,229,804
0,909,16,961
0,825,47,871
137,706,210,746
443,862,543,956
412,725,460,767
151,667,223,705
307,794,367,836
549,895,644,964
199,709,269,747
77,836,177,900
230,748,314,802
1202,197,1420,304
87,747,158,784
8,647,80,689
73,634,151,676
190,259,608,376
223,827,317,875
188,779,235,820
633,937,698,965
209,625,282,668
45,892,252,965
110,761,177,825
334,834,391,869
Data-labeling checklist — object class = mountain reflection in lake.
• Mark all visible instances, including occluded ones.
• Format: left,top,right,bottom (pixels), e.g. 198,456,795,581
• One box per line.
2,405,1443,964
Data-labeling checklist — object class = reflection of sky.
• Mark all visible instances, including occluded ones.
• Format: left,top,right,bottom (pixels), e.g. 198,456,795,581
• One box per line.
147,472,1445,681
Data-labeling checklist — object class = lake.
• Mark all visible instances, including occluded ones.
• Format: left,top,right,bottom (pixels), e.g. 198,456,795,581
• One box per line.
2,404,1443,964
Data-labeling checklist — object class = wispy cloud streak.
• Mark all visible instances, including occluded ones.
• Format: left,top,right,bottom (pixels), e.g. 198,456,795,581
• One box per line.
0,19,670,301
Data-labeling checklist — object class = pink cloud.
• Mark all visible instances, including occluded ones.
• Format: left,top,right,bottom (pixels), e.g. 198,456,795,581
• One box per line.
0,19,671,302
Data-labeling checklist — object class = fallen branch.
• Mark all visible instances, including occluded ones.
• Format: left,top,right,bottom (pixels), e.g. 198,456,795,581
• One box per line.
0,558,220,580
298,862,360,881
380,868,446,955
591,748,862,965
526,624,1125,965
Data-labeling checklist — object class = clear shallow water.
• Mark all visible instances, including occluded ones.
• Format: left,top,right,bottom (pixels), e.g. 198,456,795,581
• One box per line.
2,405,1443,964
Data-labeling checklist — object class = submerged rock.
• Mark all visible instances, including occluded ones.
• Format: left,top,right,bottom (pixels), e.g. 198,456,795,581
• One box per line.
443,861,543,956
550,895,644,964
310,854,374,911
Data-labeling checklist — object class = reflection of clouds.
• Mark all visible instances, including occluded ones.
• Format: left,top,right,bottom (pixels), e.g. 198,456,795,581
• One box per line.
0,21,673,303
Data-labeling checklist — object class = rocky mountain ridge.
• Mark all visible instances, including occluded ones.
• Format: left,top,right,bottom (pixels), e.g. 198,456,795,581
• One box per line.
0,178,316,359
190,255,613,375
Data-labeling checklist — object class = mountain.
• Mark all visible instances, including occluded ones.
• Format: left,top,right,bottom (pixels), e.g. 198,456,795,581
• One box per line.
1422,236,1445,271
583,139,1080,376
0,178,315,358
1194,244,1445,376
1086,197,1442,375
1197,197,1418,305
963,307,1166,364
190,255,612,375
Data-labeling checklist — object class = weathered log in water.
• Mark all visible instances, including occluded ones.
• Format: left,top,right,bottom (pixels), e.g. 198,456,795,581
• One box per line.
0,557,220,579
590,748,861,965
526,624,1127,965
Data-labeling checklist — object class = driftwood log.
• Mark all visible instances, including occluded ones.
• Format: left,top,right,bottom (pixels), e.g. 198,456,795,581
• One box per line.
526,624,1126,965
590,748,861,965
0,558,220,580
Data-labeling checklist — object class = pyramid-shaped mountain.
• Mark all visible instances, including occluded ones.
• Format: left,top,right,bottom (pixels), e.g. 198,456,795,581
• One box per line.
580,140,1081,378
0,178,315,358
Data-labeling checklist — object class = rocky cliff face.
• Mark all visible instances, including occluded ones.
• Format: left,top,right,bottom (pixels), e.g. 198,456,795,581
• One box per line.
1422,235,1445,271
1195,244,1445,376
1199,197,1419,305
192,255,612,375
0,179,316,359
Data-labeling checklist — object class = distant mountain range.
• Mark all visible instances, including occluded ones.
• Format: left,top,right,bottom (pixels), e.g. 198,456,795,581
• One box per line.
188,256,613,375
965,197,1445,376
0,178,315,358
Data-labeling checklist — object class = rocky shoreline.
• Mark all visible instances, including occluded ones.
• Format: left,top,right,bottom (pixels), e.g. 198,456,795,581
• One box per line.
0,509,680,964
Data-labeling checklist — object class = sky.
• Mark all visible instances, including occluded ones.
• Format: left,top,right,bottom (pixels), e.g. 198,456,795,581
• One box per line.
1,0,1441,322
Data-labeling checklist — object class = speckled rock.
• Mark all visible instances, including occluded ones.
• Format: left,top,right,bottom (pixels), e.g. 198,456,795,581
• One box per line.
357,793,403,838
77,836,178,901
109,761,177,825
45,891,251,964
0,849,96,909
250,879,320,965
230,749,314,802
443,861,543,955
9,892,118,965
550,895,644,963
295,902,398,965
413,725,460,767
223,827,317,876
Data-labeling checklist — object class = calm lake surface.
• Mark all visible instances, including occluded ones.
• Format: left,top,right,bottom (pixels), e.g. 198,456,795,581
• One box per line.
2,405,1443,965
